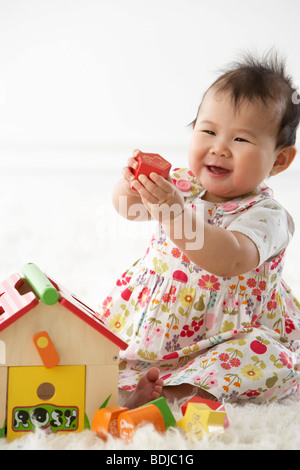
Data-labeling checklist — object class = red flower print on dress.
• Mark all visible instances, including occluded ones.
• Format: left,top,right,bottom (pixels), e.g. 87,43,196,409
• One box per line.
180,319,203,338
116,271,132,286
122,384,136,392
219,353,230,362
181,254,190,263
180,325,195,338
243,390,260,398
285,316,296,334
247,278,257,288
252,288,262,297
198,274,220,291
270,250,285,270
138,287,151,307
258,280,267,291
221,362,231,370
171,247,181,258
102,296,113,317
279,351,293,369
267,299,277,311
230,357,241,367
162,285,177,304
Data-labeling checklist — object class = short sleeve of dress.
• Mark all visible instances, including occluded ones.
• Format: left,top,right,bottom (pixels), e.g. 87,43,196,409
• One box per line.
227,200,295,264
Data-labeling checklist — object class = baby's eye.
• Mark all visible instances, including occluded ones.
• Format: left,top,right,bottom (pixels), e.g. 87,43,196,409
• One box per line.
202,130,215,136
235,137,249,143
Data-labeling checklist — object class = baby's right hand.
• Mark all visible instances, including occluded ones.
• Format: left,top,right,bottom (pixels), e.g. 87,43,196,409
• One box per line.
122,149,140,186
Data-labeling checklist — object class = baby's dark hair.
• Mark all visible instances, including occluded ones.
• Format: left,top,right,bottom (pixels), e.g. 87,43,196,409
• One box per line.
192,51,300,149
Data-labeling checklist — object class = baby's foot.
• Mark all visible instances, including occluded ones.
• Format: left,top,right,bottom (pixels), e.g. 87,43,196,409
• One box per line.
124,367,164,409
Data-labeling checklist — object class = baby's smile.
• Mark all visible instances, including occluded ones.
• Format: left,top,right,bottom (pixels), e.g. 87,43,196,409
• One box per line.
206,165,232,176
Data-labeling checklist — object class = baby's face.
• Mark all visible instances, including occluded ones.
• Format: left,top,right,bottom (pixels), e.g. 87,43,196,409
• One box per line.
188,88,281,202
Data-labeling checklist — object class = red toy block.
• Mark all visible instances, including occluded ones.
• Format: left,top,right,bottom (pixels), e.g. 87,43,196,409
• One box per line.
181,397,225,415
132,152,171,184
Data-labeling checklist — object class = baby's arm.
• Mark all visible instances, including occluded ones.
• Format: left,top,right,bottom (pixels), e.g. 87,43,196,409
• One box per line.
166,209,259,277
132,172,259,277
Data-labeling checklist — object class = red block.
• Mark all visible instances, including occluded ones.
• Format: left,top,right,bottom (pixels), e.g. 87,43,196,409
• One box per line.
181,397,225,415
132,152,172,181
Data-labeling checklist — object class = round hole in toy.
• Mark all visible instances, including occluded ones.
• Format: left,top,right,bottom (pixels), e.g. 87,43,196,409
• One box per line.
37,382,55,400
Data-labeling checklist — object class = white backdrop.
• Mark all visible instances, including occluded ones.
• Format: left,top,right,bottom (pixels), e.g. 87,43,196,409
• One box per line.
0,0,299,308
0,0,299,153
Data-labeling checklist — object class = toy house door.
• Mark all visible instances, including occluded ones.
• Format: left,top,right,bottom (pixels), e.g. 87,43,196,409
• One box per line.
7,365,85,441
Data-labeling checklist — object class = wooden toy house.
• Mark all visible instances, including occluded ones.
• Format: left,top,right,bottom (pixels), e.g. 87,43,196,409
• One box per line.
0,263,127,441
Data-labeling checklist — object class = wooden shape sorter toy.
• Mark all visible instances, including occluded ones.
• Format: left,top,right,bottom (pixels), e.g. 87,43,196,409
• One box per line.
0,263,128,441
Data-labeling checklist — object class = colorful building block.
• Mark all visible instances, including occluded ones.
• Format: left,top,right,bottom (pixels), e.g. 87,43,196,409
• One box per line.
91,406,128,440
32,331,60,369
177,397,229,438
131,152,172,188
117,396,176,441
118,404,165,441
145,396,177,429
181,396,227,416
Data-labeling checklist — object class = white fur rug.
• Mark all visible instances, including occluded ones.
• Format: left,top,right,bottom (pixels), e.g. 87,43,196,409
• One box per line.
1,391,300,450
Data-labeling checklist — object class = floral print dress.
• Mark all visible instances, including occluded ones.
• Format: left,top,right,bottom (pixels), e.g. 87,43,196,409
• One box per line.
100,168,300,402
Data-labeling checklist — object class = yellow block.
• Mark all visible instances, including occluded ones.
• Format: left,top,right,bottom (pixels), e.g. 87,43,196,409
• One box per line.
177,403,227,438
7,365,85,440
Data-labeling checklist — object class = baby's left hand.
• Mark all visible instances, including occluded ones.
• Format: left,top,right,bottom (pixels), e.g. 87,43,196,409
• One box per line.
131,172,184,223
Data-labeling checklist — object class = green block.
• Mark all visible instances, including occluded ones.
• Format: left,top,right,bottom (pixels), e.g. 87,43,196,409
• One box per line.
144,397,177,429
22,263,59,305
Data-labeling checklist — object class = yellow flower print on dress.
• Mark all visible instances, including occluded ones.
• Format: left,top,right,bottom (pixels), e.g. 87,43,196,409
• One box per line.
178,287,196,307
241,364,264,381
109,313,127,333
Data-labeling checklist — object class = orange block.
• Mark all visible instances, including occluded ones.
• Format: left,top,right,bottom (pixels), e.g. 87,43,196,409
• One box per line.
32,331,60,368
117,404,165,441
91,406,128,440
